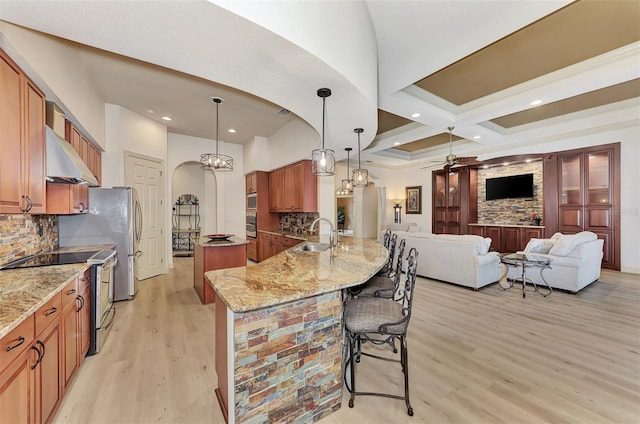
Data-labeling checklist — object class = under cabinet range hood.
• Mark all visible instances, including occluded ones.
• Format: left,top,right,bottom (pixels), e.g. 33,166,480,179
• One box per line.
45,125,99,186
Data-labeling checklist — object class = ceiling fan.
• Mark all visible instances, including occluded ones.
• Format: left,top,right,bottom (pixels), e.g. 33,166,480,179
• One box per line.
424,126,481,171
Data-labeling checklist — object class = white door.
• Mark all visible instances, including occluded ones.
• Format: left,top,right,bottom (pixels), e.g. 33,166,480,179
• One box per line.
125,151,166,280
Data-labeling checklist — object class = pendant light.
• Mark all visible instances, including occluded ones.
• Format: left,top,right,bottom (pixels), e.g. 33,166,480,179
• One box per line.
336,147,354,195
311,88,336,176
200,97,233,172
352,128,368,186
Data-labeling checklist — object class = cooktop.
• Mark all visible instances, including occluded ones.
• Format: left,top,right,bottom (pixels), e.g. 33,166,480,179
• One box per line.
0,251,101,270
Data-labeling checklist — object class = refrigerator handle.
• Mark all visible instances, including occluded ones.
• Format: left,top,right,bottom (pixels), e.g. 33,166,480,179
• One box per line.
134,198,143,243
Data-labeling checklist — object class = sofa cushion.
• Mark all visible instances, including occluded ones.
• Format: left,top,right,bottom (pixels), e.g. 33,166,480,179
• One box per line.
548,231,598,256
407,225,422,233
524,238,554,254
436,234,491,255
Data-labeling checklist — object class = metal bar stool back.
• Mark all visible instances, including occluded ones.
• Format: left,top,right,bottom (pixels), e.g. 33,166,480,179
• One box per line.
343,247,419,416
348,238,406,299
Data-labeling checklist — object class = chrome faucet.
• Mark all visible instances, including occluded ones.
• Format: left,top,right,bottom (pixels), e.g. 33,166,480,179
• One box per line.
310,217,337,255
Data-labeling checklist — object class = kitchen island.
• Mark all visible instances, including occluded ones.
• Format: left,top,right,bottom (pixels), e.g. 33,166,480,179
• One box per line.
194,236,248,304
206,236,387,424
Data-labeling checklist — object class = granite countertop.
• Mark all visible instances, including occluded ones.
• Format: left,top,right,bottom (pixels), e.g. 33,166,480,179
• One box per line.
206,236,387,313
54,244,116,253
0,263,89,339
196,236,248,247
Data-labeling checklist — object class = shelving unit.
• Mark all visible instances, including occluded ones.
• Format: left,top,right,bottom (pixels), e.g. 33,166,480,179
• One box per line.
172,194,200,256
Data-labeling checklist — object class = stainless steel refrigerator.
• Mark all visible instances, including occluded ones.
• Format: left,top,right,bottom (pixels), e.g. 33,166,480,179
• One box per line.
58,187,142,301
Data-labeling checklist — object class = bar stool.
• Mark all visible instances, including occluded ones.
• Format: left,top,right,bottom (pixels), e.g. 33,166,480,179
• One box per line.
348,238,406,299
377,231,396,277
343,247,419,416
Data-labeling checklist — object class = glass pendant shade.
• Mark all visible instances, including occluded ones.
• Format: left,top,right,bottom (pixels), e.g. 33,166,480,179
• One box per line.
312,88,336,176
200,97,233,172
352,127,368,186
336,147,354,195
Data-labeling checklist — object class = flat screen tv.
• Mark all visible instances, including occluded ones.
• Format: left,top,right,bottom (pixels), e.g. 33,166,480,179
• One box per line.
485,173,534,201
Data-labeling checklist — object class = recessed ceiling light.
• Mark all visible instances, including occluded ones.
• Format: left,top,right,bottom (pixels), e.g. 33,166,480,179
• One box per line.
473,135,481,140
161,116,172,121
393,142,401,146
147,109,155,114
411,112,421,118
525,158,533,163
530,100,543,106
228,129,236,133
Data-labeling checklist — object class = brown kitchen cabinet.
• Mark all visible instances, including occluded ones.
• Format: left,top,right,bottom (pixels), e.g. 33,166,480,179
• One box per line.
246,172,258,194
269,160,317,212
257,232,303,261
65,120,102,186
433,167,477,234
0,49,46,214
194,241,247,304
46,183,89,214
61,270,90,391
247,237,257,262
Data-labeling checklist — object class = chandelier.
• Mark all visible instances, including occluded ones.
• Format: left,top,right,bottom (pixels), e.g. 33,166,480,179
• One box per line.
200,97,233,172
336,147,354,196
311,88,336,176
352,128,368,186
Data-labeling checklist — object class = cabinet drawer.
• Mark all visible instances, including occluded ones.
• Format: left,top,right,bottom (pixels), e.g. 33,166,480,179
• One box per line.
35,293,62,335
61,279,79,310
0,315,35,371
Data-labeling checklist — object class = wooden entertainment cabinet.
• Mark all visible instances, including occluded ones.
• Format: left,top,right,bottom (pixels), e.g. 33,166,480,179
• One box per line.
432,143,620,270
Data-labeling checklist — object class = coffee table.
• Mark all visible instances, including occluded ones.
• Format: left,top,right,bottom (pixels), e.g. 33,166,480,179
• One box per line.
500,253,552,298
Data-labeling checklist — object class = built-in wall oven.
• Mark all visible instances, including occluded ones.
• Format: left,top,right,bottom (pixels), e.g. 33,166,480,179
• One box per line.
246,213,257,238
247,193,257,210
87,250,117,355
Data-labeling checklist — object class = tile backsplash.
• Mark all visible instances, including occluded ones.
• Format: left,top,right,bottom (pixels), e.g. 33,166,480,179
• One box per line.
0,215,57,267
279,212,319,234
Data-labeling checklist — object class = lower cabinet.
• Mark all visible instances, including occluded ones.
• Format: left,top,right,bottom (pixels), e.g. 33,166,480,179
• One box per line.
1,273,91,424
469,225,544,253
247,238,257,262
257,232,304,262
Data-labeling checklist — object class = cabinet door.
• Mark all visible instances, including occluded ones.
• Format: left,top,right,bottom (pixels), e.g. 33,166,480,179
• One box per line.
246,173,257,194
0,52,22,213
522,227,543,250
0,346,36,424
502,227,521,253
269,169,284,211
79,276,91,359
486,227,502,252
35,321,62,424
62,302,78,388
468,225,485,237
284,165,295,211
23,80,46,214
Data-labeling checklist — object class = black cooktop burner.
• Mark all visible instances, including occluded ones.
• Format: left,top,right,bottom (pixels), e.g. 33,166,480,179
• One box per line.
0,251,100,270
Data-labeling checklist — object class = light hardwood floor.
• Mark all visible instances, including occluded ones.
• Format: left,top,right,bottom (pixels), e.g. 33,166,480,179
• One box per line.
55,258,640,423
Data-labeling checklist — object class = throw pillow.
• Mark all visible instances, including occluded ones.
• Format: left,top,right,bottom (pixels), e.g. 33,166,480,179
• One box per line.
548,231,597,256
407,225,422,233
524,238,554,254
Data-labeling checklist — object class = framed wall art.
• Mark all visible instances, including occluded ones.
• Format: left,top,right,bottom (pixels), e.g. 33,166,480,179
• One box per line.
406,186,422,214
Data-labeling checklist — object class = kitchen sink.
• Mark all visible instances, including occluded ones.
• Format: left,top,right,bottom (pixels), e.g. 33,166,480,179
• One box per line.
297,243,331,252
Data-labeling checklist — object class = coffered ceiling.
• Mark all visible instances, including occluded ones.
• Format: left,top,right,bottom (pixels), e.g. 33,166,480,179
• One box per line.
1,0,638,168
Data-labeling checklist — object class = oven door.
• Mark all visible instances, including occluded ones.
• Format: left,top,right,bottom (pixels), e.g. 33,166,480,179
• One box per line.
246,224,257,238
91,255,117,355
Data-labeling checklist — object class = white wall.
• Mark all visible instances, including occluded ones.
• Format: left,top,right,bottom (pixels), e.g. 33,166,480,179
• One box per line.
244,136,270,173
267,119,317,170
0,22,106,148
167,133,245,267
172,162,206,231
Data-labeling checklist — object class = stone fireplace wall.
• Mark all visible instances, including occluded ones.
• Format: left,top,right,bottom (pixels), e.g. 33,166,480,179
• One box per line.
477,160,544,224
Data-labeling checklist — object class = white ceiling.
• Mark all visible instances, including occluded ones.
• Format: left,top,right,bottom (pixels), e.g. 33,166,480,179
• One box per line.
1,0,638,168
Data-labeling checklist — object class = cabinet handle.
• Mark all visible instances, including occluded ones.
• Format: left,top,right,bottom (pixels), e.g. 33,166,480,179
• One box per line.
6,336,25,352
66,289,77,296
44,306,57,316
25,195,33,212
76,295,84,312
30,345,41,369
79,202,86,212
37,340,45,362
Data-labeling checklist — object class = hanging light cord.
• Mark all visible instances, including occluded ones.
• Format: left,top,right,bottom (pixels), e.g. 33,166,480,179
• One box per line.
215,100,220,156
322,95,326,150
357,131,362,169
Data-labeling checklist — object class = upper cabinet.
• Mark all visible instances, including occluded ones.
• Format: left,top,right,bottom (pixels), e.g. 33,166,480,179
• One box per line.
246,173,258,194
432,167,477,234
269,160,317,213
0,49,46,214
65,120,102,186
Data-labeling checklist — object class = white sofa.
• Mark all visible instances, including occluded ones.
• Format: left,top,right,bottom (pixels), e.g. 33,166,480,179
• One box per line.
381,230,502,289
506,231,604,293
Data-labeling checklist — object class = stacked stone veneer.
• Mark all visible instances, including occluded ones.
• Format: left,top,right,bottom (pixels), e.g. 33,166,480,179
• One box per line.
279,212,320,235
477,161,543,224
234,291,343,423
0,214,57,267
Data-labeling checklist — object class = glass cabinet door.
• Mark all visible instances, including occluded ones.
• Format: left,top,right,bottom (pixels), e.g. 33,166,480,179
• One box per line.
447,171,460,207
435,173,446,207
560,155,582,205
587,151,611,205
